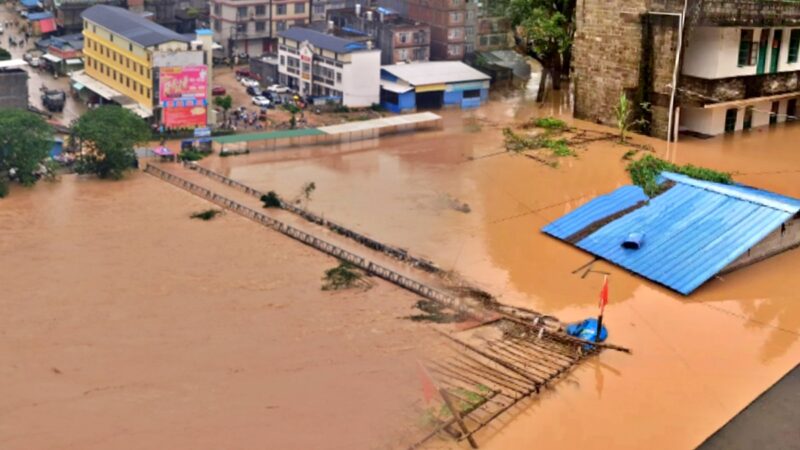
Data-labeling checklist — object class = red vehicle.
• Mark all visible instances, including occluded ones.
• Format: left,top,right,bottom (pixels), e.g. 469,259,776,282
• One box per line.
235,69,253,79
212,86,226,96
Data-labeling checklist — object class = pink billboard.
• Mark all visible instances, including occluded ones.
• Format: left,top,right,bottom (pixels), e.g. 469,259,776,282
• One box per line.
163,105,207,128
159,65,208,102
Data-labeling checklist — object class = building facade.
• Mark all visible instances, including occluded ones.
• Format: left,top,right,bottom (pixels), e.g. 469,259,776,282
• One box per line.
379,61,489,112
328,6,430,65
572,0,800,139
0,62,29,110
78,5,214,127
210,0,311,57
277,27,380,106
377,0,466,60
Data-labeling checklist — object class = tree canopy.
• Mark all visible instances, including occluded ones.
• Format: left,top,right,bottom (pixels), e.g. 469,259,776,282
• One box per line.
0,47,11,61
0,108,53,186
71,106,150,179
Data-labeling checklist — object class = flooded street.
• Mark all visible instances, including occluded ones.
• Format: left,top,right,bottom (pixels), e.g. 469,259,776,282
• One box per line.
199,90,800,448
1,81,799,449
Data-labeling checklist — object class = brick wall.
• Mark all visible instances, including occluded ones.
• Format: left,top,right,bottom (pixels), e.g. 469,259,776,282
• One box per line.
572,0,680,139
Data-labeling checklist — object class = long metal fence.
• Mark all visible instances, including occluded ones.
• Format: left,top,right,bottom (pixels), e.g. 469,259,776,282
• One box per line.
183,161,441,273
145,163,459,309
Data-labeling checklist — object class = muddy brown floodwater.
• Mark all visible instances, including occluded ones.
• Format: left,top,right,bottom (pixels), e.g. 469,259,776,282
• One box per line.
199,92,800,449
1,85,799,449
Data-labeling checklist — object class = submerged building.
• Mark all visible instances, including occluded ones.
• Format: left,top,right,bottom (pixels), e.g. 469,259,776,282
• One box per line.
572,0,800,139
543,172,800,295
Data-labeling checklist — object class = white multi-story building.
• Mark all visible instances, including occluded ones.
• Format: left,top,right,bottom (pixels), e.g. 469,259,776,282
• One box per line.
277,27,380,107
680,22,800,136
210,0,310,57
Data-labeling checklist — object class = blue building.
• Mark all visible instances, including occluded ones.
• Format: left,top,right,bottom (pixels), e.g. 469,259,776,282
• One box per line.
542,172,800,295
379,61,490,113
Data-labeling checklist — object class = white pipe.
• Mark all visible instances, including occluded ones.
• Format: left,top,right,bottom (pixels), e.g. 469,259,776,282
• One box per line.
661,0,688,143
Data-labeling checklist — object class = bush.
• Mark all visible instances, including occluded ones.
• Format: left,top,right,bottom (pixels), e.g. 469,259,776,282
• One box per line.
260,191,282,208
533,117,567,130
321,261,363,291
179,149,206,161
543,138,574,157
626,154,732,196
190,209,222,220
370,103,386,112
0,177,8,198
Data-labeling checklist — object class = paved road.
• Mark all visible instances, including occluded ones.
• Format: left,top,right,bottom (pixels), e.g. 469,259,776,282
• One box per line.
1,3,87,126
698,364,800,450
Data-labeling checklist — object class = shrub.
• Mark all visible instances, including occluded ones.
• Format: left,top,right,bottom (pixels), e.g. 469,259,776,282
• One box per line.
260,191,282,208
321,261,363,290
543,138,574,157
179,149,206,161
190,209,222,220
626,154,733,196
0,177,8,198
533,116,567,130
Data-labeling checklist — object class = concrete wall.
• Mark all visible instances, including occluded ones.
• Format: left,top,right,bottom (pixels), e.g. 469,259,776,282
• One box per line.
341,50,380,106
723,215,800,273
0,70,29,110
683,26,800,80
680,95,798,135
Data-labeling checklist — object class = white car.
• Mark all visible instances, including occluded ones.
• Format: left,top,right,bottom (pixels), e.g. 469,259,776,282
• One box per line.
252,96,271,107
239,78,260,88
267,84,290,94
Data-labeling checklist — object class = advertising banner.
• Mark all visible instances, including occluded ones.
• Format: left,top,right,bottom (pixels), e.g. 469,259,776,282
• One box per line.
163,105,207,128
159,65,208,103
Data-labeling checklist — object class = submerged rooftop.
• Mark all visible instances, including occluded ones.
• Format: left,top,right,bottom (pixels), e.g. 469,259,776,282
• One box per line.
543,172,800,295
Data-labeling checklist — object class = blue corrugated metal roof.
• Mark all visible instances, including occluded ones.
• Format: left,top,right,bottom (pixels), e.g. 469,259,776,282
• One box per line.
543,172,800,295
542,185,648,240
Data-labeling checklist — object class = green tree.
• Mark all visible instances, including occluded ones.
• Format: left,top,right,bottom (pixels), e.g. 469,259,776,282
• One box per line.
0,108,53,187
71,106,150,180
214,95,232,122
0,47,11,61
508,0,574,101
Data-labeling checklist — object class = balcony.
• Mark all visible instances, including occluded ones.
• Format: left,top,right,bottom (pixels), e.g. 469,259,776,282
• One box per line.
650,0,800,26
680,71,799,106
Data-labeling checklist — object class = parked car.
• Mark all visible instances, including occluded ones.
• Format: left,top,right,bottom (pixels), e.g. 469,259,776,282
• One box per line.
212,86,226,96
246,85,260,96
240,78,260,88
252,96,271,107
267,84,290,94
235,69,253,79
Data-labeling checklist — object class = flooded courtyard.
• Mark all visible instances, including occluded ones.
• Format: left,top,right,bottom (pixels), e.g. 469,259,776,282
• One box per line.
1,86,799,449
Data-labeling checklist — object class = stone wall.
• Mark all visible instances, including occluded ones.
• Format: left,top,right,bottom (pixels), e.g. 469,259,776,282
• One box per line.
722,216,800,274
573,0,681,139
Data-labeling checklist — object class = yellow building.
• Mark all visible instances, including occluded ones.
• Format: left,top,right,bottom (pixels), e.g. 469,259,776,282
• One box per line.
74,5,214,126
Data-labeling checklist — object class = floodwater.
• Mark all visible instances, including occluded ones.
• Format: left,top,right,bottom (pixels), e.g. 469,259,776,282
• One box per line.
199,91,800,449
1,82,799,449
0,174,439,449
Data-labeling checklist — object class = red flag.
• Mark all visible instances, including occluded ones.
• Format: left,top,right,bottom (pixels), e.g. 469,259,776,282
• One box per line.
417,361,438,404
598,275,609,314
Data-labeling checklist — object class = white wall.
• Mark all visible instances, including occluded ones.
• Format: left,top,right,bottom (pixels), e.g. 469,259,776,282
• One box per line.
680,97,798,135
683,26,800,79
342,50,380,107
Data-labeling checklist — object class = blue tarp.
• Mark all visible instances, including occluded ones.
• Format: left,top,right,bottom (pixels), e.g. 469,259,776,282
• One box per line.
542,172,800,295
27,11,53,21
20,0,39,8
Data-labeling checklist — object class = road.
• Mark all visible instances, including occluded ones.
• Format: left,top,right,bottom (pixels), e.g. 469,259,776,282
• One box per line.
0,3,87,126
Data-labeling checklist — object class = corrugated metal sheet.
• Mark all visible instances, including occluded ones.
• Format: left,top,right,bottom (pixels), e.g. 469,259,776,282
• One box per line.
542,185,648,240
542,173,800,295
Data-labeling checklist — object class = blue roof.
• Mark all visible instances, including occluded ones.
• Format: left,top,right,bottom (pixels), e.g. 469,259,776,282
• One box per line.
27,11,53,20
278,27,369,54
542,185,648,240
20,0,39,8
543,172,800,295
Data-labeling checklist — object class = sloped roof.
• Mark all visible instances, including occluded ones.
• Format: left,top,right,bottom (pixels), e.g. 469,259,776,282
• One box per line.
542,172,800,295
381,61,490,86
278,27,371,54
82,5,190,48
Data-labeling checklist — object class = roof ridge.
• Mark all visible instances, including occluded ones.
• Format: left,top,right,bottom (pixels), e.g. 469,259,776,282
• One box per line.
660,172,800,214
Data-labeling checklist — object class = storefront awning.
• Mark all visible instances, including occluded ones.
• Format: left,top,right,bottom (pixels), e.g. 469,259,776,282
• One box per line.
380,80,413,94
123,103,153,119
72,81,84,91
42,53,62,63
70,71,152,118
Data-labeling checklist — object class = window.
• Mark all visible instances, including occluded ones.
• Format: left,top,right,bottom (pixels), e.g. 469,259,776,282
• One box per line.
214,4,221,15
449,11,463,23
280,55,285,65
724,108,738,133
447,44,462,57
738,29,754,67
255,4,266,15
398,48,408,60
276,4,286,15
256,21,266,31
447,28,462,40
789,29,800,63
236,22,247,33
294,3,305,13
276,20,287,31
463,89,481,99
237,6,247,17
399,32,407,43
214,19,221,32
787,99,797,121
770,101,779,125
336,72,341,82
